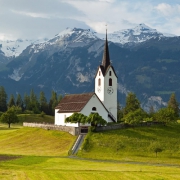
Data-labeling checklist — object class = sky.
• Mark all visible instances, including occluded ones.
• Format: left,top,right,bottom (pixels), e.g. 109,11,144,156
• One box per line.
0,0,180,40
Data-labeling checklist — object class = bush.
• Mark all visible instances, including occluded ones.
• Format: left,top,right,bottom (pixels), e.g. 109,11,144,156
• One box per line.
23,110,34,114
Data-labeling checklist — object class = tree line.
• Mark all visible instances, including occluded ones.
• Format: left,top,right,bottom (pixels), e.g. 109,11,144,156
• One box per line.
117,92,179,125
0,86,62,116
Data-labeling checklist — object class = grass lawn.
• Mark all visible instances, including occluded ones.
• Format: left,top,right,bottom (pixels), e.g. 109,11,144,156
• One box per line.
0,155,180,180
0,124,76,156
0,123,180,179
18,114,54,124
78,123,180,165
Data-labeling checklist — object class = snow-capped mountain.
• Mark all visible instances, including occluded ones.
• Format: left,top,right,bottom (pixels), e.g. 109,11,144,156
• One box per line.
7,28,102,82
107,23,176,44
0,38,48,57
1,25,180,110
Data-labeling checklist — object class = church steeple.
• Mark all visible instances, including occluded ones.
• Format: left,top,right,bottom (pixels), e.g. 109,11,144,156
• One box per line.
101,29,111,72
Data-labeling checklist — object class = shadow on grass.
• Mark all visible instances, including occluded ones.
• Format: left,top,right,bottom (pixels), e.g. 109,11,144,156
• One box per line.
0,127,20,130
0,155,21,162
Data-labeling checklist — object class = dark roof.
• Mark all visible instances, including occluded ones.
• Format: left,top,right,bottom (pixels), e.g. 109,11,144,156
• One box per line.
55,93,94,113
101,29,111,72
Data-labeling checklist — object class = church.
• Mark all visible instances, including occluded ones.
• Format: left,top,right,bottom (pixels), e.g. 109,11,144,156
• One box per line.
55,30,118,128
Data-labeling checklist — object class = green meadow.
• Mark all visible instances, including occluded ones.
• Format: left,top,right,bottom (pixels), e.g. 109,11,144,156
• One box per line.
0,122,180,179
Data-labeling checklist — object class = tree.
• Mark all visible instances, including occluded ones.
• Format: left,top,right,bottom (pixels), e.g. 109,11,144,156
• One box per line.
124,92,141,115
8,94,15,108
0,86,7,112
29,89,40,114
154,107,176,123
0,106,19,128
86,113,107,127
123,108,147,125
65,112,87,124
150,142,163,157
16,93,24,110
39,91,48,114
49,91,58,115
24,93,30,110
117,101,123,122
167,93,179,118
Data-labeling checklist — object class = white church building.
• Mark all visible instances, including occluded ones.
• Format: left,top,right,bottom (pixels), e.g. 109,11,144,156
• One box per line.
55,31,118,128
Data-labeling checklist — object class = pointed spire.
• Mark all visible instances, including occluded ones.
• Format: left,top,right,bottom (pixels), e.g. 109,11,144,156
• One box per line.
101,27,111,72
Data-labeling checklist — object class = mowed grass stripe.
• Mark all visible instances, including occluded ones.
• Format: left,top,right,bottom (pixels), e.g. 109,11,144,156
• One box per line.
1,156,180,180
0,126,76,156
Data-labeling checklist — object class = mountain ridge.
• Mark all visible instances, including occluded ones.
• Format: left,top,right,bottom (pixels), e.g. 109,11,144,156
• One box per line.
0,25,180,111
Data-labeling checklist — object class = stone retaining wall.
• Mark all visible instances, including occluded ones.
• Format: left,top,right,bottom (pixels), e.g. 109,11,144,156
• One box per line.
96,121,165,132
23,122,80,136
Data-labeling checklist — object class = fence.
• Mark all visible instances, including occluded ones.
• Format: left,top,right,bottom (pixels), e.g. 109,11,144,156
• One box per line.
23,122,80,136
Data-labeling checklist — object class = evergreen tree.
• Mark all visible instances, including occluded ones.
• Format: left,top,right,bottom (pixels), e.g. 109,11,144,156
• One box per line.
124,92,141,115
16,93,24,110
39,91,48,114
24,93,30,110
49,91,58,115
117,101,123,122
0,86,7,112
8,94,15,108
29,89,40,113
58,94,63,103
167,93,179,118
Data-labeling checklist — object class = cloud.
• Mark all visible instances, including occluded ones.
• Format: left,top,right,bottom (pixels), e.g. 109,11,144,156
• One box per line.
0,0,180,39
155,3,180,16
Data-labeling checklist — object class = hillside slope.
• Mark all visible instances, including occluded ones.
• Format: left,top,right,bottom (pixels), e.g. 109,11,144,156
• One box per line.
0,126,75,156
78,124,180,164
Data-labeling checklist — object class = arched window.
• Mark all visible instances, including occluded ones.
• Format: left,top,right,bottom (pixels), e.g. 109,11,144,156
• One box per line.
98,78,101,86
92,107,96,111
109,71,111,76
99,71,101,76
109,78,112,86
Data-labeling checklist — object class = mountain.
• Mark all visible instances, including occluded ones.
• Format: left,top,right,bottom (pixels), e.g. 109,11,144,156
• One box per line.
0,38,48,57
0,24,175,59
107,23,176,45
0,26,180,111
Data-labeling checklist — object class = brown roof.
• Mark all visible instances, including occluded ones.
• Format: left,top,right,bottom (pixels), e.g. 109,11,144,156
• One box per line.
55,92,94,113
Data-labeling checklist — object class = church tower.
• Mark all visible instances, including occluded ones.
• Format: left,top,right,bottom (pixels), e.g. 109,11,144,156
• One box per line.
95,30,117,122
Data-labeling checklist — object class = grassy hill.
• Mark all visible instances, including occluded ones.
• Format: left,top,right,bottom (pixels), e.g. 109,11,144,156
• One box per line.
0,123,180,179
78,123,180,164
0,124,75,156
18,114,54,124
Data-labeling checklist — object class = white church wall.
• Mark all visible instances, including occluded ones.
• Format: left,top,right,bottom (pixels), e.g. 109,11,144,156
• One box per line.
104,67,117,121
55,111,79,127
95,67,105,103
81,94,109,122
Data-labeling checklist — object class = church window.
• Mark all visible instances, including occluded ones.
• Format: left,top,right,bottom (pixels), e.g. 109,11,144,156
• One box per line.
109,78,112,86
109,71,111,76
64,115,66,122
92,107,96,111
98,78,101,86
99,71,101,76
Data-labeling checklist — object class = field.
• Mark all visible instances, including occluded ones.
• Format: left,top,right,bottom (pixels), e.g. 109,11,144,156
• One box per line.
0,123,180,179
17,114,54,124
78,123,180,165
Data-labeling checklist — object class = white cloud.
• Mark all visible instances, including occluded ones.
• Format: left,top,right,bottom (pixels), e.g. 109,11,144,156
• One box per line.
0,0,180,39
11,10,50,19
155,3,180,16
